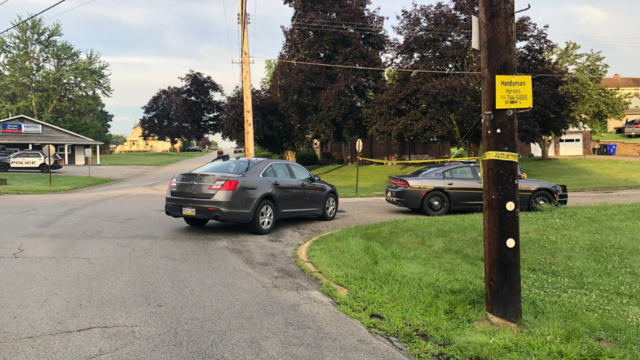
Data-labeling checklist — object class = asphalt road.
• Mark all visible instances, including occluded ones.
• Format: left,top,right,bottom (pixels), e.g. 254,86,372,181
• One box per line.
2,153,640,360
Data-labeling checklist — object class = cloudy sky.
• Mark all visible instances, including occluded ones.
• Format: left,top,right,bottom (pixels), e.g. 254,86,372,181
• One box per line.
1,0,638,144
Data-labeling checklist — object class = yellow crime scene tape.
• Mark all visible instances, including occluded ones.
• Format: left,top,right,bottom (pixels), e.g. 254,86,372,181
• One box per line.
479,151,520,180
357,157,480,165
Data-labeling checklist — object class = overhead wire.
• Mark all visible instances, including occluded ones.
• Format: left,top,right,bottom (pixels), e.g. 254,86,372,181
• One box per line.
0,0,10,7
46,0,99,20
0,0,67,36
221,0,238,86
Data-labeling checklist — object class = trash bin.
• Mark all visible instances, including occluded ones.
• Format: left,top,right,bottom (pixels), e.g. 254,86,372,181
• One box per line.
601,145,608,155
607,144,617,156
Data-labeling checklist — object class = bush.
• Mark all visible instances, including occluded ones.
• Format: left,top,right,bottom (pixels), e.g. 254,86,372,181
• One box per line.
296,151,318,166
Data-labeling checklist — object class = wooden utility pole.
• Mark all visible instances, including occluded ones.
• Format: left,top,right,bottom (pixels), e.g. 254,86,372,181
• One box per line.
239,0,255,159
480,0,522,322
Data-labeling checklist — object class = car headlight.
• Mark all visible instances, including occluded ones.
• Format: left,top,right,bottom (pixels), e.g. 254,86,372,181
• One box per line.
552,185,562,194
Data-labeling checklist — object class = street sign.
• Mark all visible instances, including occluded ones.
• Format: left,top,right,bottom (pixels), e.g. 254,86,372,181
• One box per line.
356,139,363,153
84,148,92,158
496,75,533,109
42,145,55,157
43,157,53,165
472,16,480,51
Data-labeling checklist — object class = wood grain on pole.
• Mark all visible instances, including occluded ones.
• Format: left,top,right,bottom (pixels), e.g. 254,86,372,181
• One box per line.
480,0,522,322
240,0,255,159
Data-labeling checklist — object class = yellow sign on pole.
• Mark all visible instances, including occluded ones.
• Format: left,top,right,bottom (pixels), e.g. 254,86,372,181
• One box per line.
496,75,533,109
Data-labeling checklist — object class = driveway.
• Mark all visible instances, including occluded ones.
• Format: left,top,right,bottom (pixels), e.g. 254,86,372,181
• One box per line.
1,155,639,360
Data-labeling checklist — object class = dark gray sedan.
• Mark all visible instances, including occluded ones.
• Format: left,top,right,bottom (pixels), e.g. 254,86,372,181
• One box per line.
385,162,568,216
165,157,339,234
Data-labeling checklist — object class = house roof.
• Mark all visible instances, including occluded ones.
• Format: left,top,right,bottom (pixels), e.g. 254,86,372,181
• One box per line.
601,77,640,89
0,115,103,145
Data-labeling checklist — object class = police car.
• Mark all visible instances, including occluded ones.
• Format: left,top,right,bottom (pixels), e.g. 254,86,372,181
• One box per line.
0,151,63,173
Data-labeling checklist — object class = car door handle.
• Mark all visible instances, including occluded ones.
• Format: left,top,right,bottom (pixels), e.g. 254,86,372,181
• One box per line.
447,182,454,186
273,181,280,186
300,182,307,187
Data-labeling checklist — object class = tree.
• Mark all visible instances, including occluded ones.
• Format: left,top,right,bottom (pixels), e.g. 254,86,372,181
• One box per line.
367,0,483,156
139,70,225,150
109,134,127,144
0,16,113,140
221,87,305,157
553,42,629,136
260,60,277,89
198,137,212,148
271,0,388,160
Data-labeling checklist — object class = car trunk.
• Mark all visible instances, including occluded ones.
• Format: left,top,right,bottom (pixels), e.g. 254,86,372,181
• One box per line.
171,173,240,199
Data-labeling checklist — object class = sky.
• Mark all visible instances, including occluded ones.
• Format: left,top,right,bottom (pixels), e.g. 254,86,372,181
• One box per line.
1,0,639,146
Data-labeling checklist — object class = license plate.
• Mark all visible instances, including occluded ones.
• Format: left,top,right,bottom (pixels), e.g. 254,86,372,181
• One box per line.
387,191,392,198
182,206,196,216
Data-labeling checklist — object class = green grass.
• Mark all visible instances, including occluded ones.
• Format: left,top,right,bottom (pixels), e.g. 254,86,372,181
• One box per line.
592,133,640,142
307,164,424,198
0,173,113,194
308,204,640,359
520,157,640,191
91,151,208,166
306,158,640,198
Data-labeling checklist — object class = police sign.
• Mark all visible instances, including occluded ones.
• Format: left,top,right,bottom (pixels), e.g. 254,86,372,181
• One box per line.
496,75,533,109
1,123,43,134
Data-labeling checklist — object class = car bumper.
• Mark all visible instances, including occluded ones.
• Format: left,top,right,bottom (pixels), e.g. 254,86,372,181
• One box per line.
384,187,423,209
165,197,253,223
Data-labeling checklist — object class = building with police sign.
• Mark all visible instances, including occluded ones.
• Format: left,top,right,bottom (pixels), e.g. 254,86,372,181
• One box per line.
0,115,103,165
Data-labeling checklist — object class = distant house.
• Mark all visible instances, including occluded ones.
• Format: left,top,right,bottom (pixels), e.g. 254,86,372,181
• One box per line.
114,125,183,153
109,140,124,152
601,74,640,132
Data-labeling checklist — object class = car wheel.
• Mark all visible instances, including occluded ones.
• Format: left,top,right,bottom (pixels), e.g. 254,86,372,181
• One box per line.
0,164,8,172
39,164,49,173
529,191,555,211
184,218,209,227
422,191,450,216
319,194,338,221
251,200,276,235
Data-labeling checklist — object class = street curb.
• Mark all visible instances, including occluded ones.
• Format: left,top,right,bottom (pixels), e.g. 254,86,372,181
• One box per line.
296,231,348,297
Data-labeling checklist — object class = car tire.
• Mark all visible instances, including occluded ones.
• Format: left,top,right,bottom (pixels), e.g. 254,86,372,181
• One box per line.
319,194,338,221
39,164,49,173
0,164,8,172
250,200,276,235
528,191,555,211
184,218,209,227
422,191,450,216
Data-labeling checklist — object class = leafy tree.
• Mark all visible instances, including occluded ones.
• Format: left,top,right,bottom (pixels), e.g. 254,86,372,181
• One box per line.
271,0,388,160
198,137,212,148
221,87,305,157
553,42,629,136
109,134,127,143
368,0,483,156
0,16,112,140
139,70,225,150
260,60,277,89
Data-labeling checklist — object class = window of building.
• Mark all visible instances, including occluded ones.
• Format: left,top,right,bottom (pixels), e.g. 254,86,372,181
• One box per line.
635,89,639,96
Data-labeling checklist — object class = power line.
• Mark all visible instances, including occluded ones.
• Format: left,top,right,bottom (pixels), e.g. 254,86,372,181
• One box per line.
221,0,237,86
46,0,99,20
0,0,67,36
0,0,10,7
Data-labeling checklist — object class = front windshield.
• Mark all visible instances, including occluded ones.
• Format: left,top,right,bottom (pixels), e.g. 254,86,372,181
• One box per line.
192,159,250,174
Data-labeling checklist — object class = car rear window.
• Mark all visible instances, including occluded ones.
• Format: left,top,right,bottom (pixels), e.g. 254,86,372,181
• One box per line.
192,159,250,174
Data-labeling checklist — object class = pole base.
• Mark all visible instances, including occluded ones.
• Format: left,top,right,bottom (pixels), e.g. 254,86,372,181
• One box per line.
487,312,519,330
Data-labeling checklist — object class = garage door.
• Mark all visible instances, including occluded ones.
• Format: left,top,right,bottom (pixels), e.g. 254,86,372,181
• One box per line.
559,134,583,156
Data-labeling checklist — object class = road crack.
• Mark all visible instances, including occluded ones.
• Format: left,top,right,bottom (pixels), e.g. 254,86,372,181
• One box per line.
116,243,136,256
1,325,140,343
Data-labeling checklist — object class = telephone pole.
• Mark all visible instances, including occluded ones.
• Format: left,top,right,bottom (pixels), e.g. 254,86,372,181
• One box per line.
239,0,255,159
480,0,522,322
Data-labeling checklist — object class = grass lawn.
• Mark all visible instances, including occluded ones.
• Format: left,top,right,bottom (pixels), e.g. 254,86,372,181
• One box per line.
592,133,640,142
308,204,640,359
520,157,640,191
307,164,423,198
0,173,113,194
92,151,209,166
307,158,640,198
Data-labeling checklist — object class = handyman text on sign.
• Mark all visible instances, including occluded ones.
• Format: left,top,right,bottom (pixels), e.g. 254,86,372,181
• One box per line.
495,75,533,109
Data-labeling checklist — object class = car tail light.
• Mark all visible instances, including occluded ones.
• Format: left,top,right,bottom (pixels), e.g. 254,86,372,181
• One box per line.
209,180,238,191
635,124,640,128
390,179,409,187
169,177,178,189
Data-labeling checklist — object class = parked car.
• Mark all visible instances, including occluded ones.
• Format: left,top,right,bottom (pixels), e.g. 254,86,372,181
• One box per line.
385,162,567,216
0,150,63,173
210,146,218,151
624,120,640,138
185,147,203,152
234,147,243,154
165,158,338,234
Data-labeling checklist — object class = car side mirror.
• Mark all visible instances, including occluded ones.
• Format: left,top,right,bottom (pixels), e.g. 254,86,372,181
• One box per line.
313,175,321,182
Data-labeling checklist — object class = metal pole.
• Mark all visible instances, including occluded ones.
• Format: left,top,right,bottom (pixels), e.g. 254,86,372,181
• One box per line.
480,0,522,322
356,154,360,195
